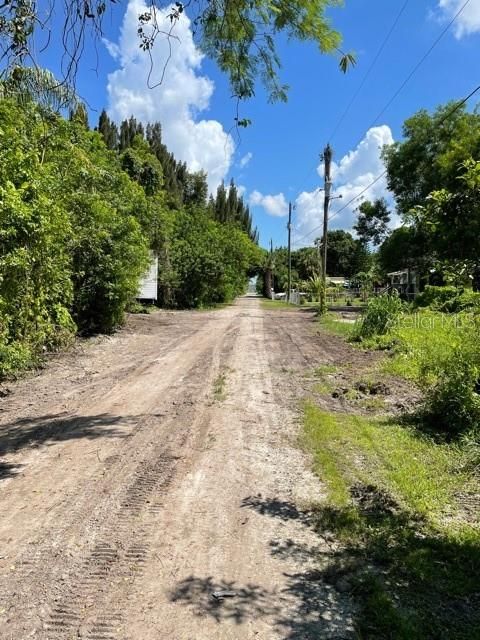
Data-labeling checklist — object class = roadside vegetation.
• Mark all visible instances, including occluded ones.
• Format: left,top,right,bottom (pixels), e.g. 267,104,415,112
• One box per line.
0,87,263,379
309,293,480,637
298,99,480,637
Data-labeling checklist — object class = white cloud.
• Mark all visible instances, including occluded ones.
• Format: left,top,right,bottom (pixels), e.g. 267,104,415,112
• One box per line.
294,125,394,246
239,152,253,169
105,0,234,192
436,0,480,37
249,190,289,217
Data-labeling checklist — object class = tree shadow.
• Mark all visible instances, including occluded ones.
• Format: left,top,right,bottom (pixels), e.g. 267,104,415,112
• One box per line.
0,413,132,456
169,573,354,639
241,487,480,638
0,459,23,480
240,495,316,528
169,575,280,624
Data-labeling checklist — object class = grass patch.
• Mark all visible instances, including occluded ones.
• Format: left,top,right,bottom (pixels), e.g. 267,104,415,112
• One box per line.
313,381,335,394
213,372,227,401
318,313,356,338
303,402,480,638
260,299,297,311
313,364,338,376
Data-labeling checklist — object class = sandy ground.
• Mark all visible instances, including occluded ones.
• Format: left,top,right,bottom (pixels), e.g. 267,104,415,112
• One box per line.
0,297,359,640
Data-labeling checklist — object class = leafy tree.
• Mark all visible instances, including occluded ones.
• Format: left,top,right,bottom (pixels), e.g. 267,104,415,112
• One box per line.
383,104,480,217
383,103,480,284
97,109,118,149
354,198,391,246
409,159,480,290
293,247,319,281
0,1,353,106
321,230,370,277
377,226,429,276
0,100,75,373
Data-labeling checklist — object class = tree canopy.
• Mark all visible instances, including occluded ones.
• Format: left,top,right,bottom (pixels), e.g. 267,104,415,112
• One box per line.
0,79,263,377
380,101,480,286
354,198,391,247
0,1,353,105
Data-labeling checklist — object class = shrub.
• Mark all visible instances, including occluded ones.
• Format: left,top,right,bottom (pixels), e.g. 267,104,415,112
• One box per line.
425,349,480,438
414,286,459,310
352,294,405,340
414,285,480,313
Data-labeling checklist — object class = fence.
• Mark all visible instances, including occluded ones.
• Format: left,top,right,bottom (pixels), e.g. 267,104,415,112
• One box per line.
284,286,415,306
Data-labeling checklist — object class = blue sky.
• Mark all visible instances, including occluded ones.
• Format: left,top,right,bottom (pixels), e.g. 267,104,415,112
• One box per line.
39,0,480,249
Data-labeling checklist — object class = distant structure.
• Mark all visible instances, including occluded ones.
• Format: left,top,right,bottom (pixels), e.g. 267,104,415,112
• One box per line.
387,269,419,300
137,253,158,302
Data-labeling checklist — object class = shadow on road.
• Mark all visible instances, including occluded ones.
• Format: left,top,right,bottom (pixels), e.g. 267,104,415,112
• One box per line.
0,459,23,480
0,413,131,457
241,490,480,638
169,572,353,639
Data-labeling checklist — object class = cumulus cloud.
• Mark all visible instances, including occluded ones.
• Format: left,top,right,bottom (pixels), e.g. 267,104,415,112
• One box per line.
239,152,253,169
105,0,234,192
294,125,394,246
436,0,480,37
249,190,289,217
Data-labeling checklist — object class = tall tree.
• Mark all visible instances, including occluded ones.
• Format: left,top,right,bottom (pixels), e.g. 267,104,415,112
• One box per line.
354,198,391,246
383,104,480,217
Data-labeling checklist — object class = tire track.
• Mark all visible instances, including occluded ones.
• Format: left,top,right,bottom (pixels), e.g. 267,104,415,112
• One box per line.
0,311,241,640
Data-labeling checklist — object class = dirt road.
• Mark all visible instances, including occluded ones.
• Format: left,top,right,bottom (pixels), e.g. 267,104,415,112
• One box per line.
0,297,356,639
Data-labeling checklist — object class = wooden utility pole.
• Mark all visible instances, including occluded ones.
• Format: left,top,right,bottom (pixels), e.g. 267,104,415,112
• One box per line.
287,202,292,303
320,144,333,314
270,238,274,299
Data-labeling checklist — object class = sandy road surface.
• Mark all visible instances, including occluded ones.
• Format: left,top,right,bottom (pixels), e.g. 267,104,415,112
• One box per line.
0,297,356,639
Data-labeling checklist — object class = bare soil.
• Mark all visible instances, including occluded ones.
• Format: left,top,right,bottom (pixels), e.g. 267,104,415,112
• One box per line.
0,298,371,640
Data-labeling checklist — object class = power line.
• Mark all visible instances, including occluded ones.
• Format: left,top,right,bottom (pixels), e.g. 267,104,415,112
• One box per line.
292,81,480,248
328,0,410,143
367,0,472,129
293,0,473,248
328,82,480,224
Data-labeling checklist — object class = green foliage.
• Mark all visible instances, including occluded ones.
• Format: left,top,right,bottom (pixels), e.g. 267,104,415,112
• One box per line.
426,346,480,438
414,285,480,313
175,0,351,103
303,403,480,638
352,294,405,340
0,100,76,375
324,229,370,277
377,225,429,275
354,198,390,246
169,210,260,308
383,103,480,218
381,103,480,285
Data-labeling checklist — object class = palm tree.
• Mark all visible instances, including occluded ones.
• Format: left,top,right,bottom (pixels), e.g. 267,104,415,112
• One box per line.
1,66,79,113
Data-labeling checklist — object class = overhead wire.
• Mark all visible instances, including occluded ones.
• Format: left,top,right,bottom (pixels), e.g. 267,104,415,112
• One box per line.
328,0,410,143
292,82,480,247
292,0,475,248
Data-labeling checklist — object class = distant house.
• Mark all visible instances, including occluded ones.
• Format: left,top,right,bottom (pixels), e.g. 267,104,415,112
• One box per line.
327,276,347,287
137,253,158,302
387,269,419,299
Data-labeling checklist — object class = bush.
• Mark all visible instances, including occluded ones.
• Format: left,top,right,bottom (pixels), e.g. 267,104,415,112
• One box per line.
415,286,480,313
352,294,405,340
414,286,459,310
425,349,480,439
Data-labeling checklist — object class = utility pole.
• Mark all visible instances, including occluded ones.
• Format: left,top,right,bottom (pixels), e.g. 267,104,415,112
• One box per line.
270,238,274,300
287,202,292,303
320,144,333,314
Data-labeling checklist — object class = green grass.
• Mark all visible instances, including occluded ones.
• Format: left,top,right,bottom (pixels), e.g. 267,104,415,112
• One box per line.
313,364,338,376
381,310,475,384
213,372,227,401
303,402,480,638
260,299,297,310
317,312,357,338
